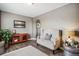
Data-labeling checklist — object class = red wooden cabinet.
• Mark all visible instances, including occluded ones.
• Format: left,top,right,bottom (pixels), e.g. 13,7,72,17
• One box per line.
12,33,30,44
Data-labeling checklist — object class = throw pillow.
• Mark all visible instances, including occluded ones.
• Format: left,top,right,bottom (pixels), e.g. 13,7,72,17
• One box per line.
44,33,52,40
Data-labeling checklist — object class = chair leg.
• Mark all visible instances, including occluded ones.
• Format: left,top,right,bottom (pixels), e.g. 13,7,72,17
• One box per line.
52,50,55,54
36,43,39,46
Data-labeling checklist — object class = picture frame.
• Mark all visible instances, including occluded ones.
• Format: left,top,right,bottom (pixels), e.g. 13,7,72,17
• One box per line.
14,20,26,28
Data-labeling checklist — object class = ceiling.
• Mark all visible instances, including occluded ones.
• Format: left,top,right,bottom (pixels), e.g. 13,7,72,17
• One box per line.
0,3,68,17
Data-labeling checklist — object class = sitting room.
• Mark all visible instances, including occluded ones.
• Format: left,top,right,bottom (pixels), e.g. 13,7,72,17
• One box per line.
0,3,79,56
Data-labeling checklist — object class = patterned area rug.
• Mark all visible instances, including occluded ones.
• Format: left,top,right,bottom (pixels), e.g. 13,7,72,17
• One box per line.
2,45,47,56
3,40,64,56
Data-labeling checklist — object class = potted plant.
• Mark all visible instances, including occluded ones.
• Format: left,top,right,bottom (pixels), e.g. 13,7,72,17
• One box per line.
65,39,79,48
64,39,79,56
0,29,12,49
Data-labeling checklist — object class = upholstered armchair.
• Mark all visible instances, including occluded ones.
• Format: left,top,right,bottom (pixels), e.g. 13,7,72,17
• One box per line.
37,29,61,53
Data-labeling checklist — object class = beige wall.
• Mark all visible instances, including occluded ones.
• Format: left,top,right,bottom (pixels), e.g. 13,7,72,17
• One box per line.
0,11,1,29
33,4,79,38
1,11,33,37
75,4,79,31
1,4,79,38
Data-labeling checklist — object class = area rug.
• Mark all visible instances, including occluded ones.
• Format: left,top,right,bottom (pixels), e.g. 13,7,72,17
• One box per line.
2,46,47,56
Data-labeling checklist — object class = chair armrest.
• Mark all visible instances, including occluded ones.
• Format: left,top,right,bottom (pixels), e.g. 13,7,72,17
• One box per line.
54,37,60,49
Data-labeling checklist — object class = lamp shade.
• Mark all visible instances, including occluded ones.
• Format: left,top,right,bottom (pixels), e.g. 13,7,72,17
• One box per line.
65,31,75,38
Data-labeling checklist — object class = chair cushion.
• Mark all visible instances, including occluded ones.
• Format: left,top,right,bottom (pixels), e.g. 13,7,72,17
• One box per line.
37,39,54,50
44,33,52,40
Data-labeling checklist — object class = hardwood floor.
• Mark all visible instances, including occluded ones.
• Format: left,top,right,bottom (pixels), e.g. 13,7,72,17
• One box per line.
5,40,64,56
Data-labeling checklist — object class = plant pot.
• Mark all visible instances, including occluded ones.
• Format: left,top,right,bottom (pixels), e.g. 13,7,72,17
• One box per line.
64,45,79,56
4,43,10,49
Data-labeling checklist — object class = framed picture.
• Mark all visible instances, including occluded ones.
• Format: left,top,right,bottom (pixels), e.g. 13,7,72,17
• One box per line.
14,20,26,28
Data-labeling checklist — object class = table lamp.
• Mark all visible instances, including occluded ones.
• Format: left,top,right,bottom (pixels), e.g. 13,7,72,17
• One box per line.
65,31,75,39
